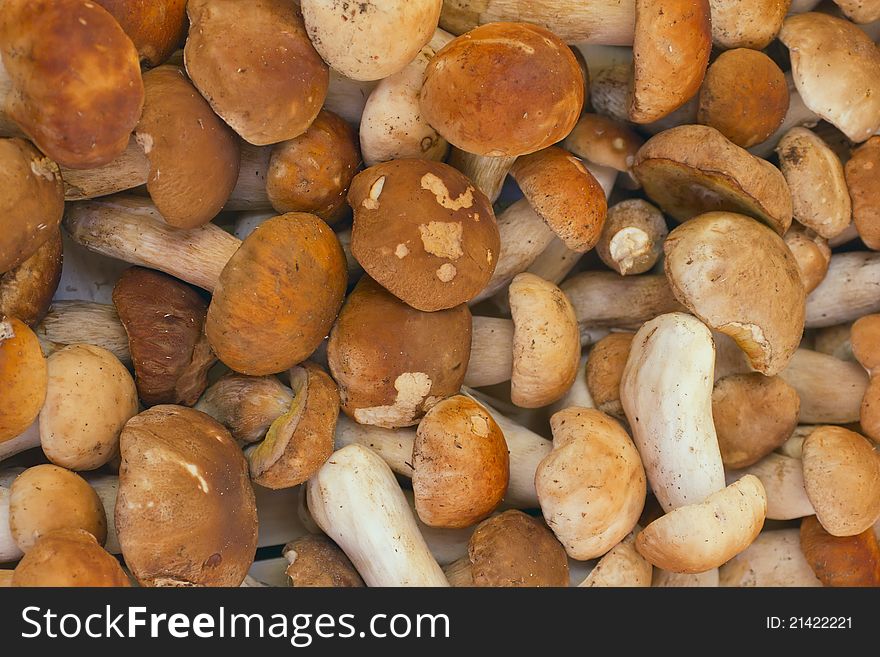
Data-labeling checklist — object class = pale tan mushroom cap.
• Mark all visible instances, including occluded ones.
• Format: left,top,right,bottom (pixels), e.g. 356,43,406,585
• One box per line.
708,0,789,49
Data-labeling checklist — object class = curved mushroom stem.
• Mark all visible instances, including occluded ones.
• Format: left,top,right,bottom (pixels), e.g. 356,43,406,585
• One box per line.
0,421,40,464
36,301,131,365
447,148,517,203
806,252,880,328
778,348,869,424
63,196,241,292
307,444,449,587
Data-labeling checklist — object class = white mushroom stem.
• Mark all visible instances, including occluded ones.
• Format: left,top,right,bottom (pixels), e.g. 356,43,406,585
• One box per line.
36,301,131,365
718,529,822,587
0,468,24,563
778,348,869,423
0,421,40,464
64,196,241,292
223,143,271,211
463,316,514,388
61,136,151,201
447,149,517,203
440,0,637,44
323,70,378,128
81,474,122,554
806,252,880,328
307,444,449,587
56,231,130,305
549,353,597,417
727,453,815,521
334,415,415,475
405,490,474,566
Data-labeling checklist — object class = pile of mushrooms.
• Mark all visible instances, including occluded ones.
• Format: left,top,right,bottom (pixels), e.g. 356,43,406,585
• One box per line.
2,0,879,589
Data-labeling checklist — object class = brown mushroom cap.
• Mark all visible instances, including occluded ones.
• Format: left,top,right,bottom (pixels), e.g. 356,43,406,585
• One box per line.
0,228,62,326
184,0,328,145
246,362,339,489
41,344,138,470
802,425,880,536
712,373,801,469
12,528,130,587
697,49,789,149
628,0,711,123
420,22,584,157
509,147,608,252
266,110,361,224
562,113,644,175
328,276,472,428
0,138,64,273
0,317,47,442
845,137,880,250
851,314,880,373
800,514,880,587
9,464,106,552
708,0,789,49
112,267,215,406
779,13,880,143
465,510,569,587
586,332,635,420
596,200,668,276
784,223,831,295
664,212,806,376
283,535,365,587
196,374,294,444
413,395,509,528
206,212,347,376
93,0,187,67
116,405,258,586
0,0,144,168
136,65,241,229
348,159,499,311
633,125,793,235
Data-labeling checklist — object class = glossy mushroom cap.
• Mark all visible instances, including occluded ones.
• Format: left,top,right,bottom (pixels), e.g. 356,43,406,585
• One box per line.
0,317,47,442
12,528,130,587
421,22,584,157
0,228,62,326
0,0,144,168
94,0,188,67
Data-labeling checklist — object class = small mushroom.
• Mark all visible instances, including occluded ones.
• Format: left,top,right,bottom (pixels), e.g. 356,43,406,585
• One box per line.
719,529,821,587
536,408,646,560
9,464,106,552
93,0,188,67
585,332,635,420
0,228,62,326
444,510,569,587
116,405,259,586
196,374,295,445
283,535,365,587
712,373,800,469
851,314,880,443
11,528,129,587
327,276,471,428
783,223,831,295
636,475,767,573
184,0,328,145
708,0,789,49
413,395,509,528
595,200,667,276
664,212,805,376
800,514,880,587
698,49,789,149
562,113,644,181
112,267,215,406
579,532,653,587
801,425,880,536
845,137,880,249
633,125,793,235
0,317,47,443
420,22,584,157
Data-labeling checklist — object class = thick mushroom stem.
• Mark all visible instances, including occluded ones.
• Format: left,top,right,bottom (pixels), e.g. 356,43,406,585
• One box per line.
307,444,449,587
36,301,131,365
223,143,271,211
463,317,514,388
447,149,517,204
806,253,880,328
63,196,241,292
727,453,816,521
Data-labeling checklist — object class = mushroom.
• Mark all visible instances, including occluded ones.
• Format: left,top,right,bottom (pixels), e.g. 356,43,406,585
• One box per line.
184,0,328,145
636,475,767,573
283,535,365,587
851,314,880,443
535,407,645,560
709,0,789,49
412,395,509,528
134,65,241,229
712,373,800,469
579,532,653,587
595,200,667,276
266,110,361,223
112,267,215,406
806,253,880,328
664,212,806,376
831,0,880,22
845,137,880,249
620,313,725,512
196,374,296,445
562,113,644,184
633,126,793,235
775,127,851,239
784,223,831,295
65,199,348,376
420,22,584,157
727,453,816,521
0,229,62,327
348,159,499,311
800,514,880,587
307,444,449,586
116,405,259,586
36,302,131,366
801,425,880,536
59,136,152,202
462,317,514,389
585,332,635,420
0,138,64,274
719,529,822,587
778,348,868,424
8,464,106,552
11,528,129,587
0,0,144,168
0,469,22,562
93,0,188,67
0,317,47,443
697,49,789,149
779,13,880,142
327,276,471,428
508,273,581,408
444,510,569,587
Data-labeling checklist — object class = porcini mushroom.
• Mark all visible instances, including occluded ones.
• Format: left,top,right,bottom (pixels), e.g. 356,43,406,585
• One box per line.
283,535,365,587
11,528,129,587
585,332,635,420
595,200,667,276
784,223,831,295
709,0,789,49
0,229,62,326
851,314,880,443
562,113,644,183
800,514,880,587
0,317,47,443
845,137,880,250
93,0,187,67
196,374,296,445
806,253,880,328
